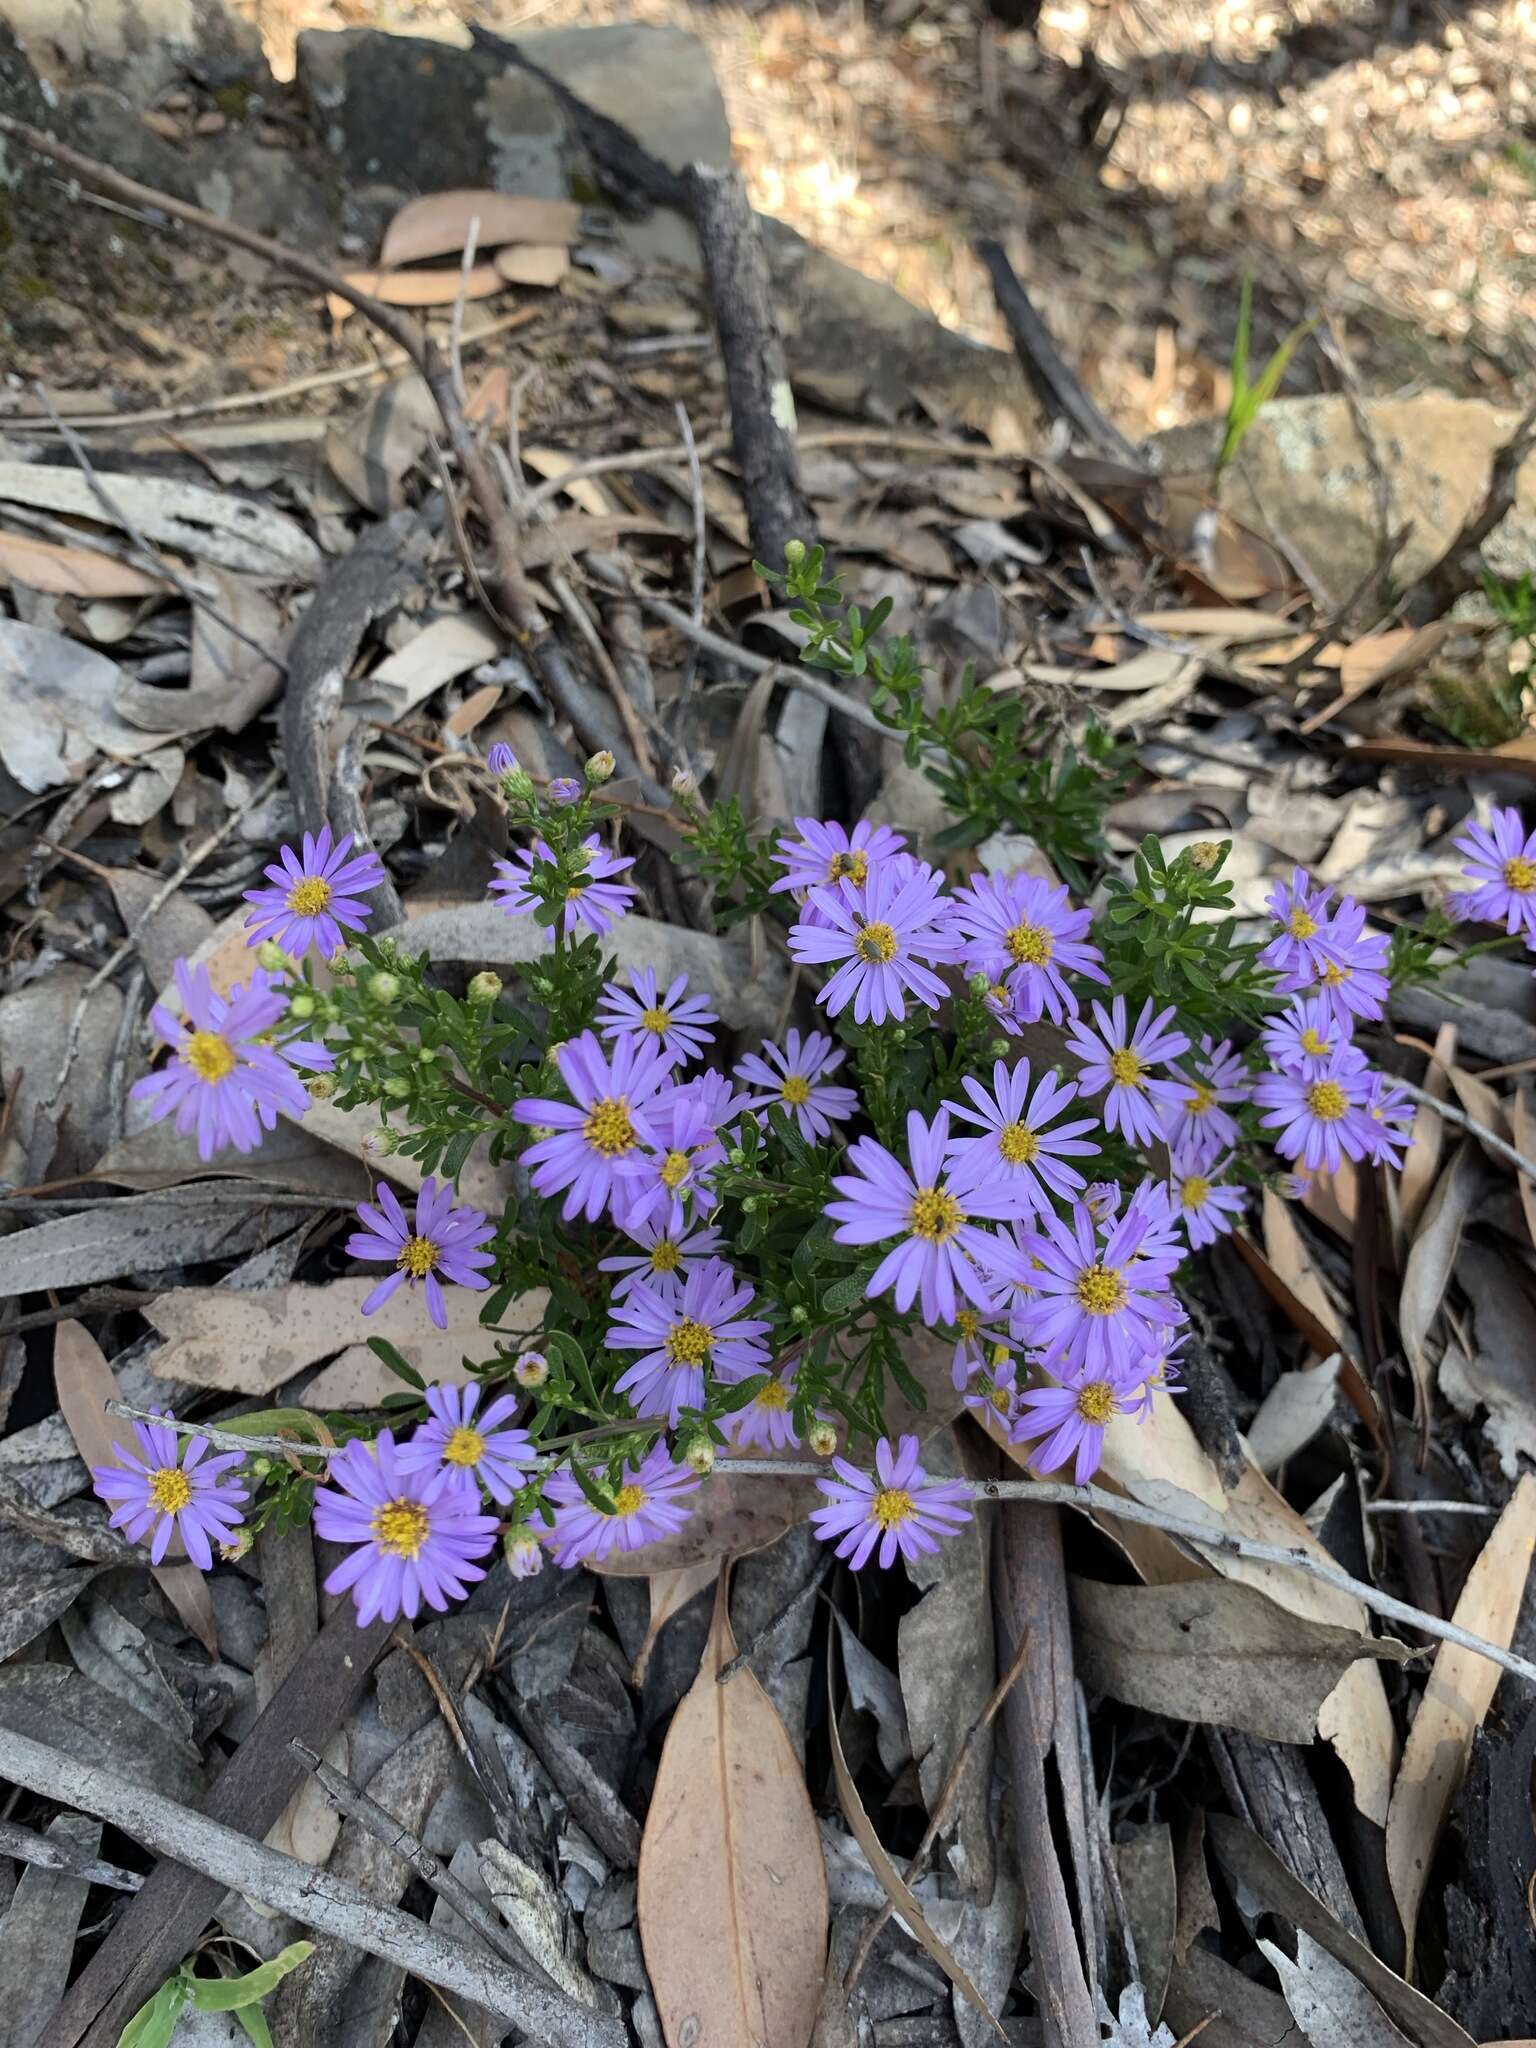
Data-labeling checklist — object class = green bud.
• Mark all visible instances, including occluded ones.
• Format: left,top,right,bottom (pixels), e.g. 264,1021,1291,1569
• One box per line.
684,1438,716,1477
362,1127,397,1158
728,1147,747,1168
504,767,536,802
784,538,806,567
468,970,503,1004
584,749,615,785
287,992,316,1019
808,1420,838,1458
306,1072,334,1102
367,971,401,1005
989,1038,1012,1059
384,1076,411,1100
741,1196,758,1214
255,939,290,973
790,1304,810,1326
670,765,697,801
967,972,993,998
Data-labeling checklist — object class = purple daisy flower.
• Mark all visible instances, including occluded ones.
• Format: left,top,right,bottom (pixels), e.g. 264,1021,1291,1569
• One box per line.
1017,1200,1180,1377
1065,996,1191,1147
723,1358,822,1452
949,871,1108,1026
1297,901,1392,1026
1161,1035,1250,1153
512,1031,676,1224
395,1382,535,1505
1359,1071,1414,1170
598,1217,724,1301
734,1029,859,1143
1259,868,1342,978
1253,1055,1377,1172
346,1177,496,1330
1124,1331,1189,1419
489,834,635,945
1260,997,1363,1080
825,1108,1020,1324
606,1257,772,1425
130,960,334,1163
612,1085,732,1236
948,1302,1005,1389
542,1441,700,1566
313,1431,500,1626
486,742,518,776
1120,1178,1185,1281
1451,804,1536,937
91,1410,247,1570
943,1057,1100,1217
770,816,907,896
810,1434,972,1570
963,1349,1022,1435
788,860,961,1025
242,827,386,959
1168,1148,1248,1250
1012,1363,1155,1486
595,968,718,1067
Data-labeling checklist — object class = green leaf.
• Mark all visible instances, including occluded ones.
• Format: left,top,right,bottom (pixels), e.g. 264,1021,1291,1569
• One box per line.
236,2008,274,2048
366,1337,425,1390
187,1942,316,2014
116,1978,191,2048
822,1268,876,1316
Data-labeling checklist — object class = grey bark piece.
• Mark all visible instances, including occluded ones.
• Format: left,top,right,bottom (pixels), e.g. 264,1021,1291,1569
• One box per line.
0,1814,102,2048
0,1190,305,1294
0,1665,205,1804
0,466,319,580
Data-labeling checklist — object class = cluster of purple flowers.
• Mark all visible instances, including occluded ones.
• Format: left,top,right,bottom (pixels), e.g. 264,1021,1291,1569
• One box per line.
1452,804,1536,959
1250,868,1411,1176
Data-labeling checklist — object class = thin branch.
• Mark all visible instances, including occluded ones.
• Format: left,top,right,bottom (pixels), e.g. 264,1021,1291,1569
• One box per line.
1395,1074,1536,1187
108,1402,334,1463
673,397,707,719
0,1818,142,1893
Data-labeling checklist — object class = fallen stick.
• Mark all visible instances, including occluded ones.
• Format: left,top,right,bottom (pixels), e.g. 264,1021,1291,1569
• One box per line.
0,1818,140,1892
0,1726,626,2048
975,237,1140,464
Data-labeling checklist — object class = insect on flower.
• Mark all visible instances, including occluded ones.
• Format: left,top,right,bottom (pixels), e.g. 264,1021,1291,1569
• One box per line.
242,828,386,959
770,817,907,897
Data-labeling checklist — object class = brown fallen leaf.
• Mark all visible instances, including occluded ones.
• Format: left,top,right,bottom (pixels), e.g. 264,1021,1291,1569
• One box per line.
1070,1574,1412,1744
326,266,508,327
638,1573,827,2048
1399,1140,1482,1431
826,1617,1003,2039
0,530,166,599
493,244,570,288
1398,1023,1457,1236
379,190,581,268
1446,1062,1512,1150
1385,1472,1536,1971
53,1320,216,1654
1299,620,1453,735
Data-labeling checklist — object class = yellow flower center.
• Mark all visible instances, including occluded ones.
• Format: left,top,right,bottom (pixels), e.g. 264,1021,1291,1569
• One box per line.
566,880,588,900
827,849,869,885
1319,961,1351,987
659,1149,692,1190
871,1486,915,1529
1075,1264,1126,1316
612,1483,646,1518
1005,922,1054,967
855,921,899,965
1306,1080,1348,1122
640,1005,672,1034
1076,1381,1117,1425
1107,1048,1144,1088
1184,1081,1216,1115
1505,856,1536,894
989,1343,1012,1368
988,1384,1011,1413
371,1499,430,1560
665,1316,713,1366
1181,1175,1211,1210
755,1380,790,1411
1287,907,1318,939
285,876,332,917
781,1074,812,1107
1299,1027,1330,1056
998,1120,1040,1164
584,1097,637,1157
396,1234,440,1279
908,1187,966,1243
649,1239,682,1274
184,1030,237,1084
956,1309,980,1340
148,1466,192,1515
442,1426,485,1468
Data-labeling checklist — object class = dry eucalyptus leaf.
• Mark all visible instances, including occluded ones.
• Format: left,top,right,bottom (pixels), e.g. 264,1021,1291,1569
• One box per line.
1384,1472,1536,1970
97,1114,371,1204
0,464,320,579
1398,1023,1456,1236
326,266,508,326
1070,1574,1410,1744
324,375,440,518
0,529,166,598
639,1577,827,2048
1246,1355,1344,1473
379,190,581,268
631,1562,717,1686
0,1190,295,1293
114,573,285,736
1400,1141,1482,1427
0,618,172,791
352,612,502,718
1257,1931,1414,2048
493,244,570,287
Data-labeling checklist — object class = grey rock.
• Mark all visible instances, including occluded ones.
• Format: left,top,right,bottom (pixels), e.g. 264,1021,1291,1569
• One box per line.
192,128,336,246
585,1921,648,1993
4,0,266,101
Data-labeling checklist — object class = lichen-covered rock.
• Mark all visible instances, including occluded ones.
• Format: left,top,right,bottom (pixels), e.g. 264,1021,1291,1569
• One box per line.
1150,393,1536,611
4,0,265,101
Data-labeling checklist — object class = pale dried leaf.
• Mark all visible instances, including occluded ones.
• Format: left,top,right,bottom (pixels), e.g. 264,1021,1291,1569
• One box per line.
379,191,581,268
301,1338,495,1410
352,612,502,717
115,572,285,736
1247,1355,1344,1473
493,244,570,288
324,375,440,519
639,1578,827,2048
107,869,216,991
1100,1982,1177,2048
1385,1472,1536,1968
632,1563,718,1686
0,464,320,578
55,1319,185,1570
1447,1064,1512,1149
1398,1024,1456,1235
1259,1192,1354,1354
326,267,508,325
0,1189,296,1292
0,618,172,792
1133,607,1296,643
834,1612,911,1775
482,1840,606,2010
520,446,616,519
1023,647,1200,693
0,528,165,598
1400,1141,1482,1426
1513,1088,1536,1255
1257,1931,1413,2048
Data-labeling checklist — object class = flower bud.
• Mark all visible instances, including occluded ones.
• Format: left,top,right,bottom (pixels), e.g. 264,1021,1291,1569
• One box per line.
219,1528,254,1562
790,1304,810,1326
988,1038,1012,1059
548,777,582,807
671,766,697,801
486,742,519,776
367,971,401,1006
1188,840,1222,872
684,1437,716,1476
504,766,536,801
384,1076,411,1100
741,1196,758,1214
416,1046,437,1066
468,970,503,1004
585,749,615,785
287,992,316,1019
361,1126,397,1157
505,1527,544,1579
967,971,993,998
255,939,290,973
808,1420,838,1458
306,1072,334,1102
328,947,352,975
514,1350,549,1389
784,538,806,567
727,1146,747,1168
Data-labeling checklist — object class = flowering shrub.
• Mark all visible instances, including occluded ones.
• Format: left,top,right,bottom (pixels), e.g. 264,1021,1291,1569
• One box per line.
97,546,1485,1628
